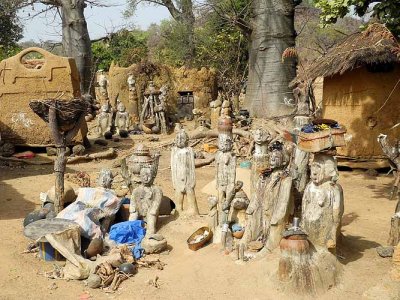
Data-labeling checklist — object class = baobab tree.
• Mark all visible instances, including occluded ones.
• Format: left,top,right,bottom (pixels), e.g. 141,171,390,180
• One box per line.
207,0,299,118
14,0,99,94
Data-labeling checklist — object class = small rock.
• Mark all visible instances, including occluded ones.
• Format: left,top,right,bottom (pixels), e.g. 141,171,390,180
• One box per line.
142,234,167,254
94,139,108,146
46,147,57,156
0,142,15,157
86,274,102,289
113,137,120,142
376,246,394,258
47,183,76,205
72,144,86,156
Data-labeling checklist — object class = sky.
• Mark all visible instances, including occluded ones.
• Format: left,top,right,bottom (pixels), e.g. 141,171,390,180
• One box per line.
18,0,171,42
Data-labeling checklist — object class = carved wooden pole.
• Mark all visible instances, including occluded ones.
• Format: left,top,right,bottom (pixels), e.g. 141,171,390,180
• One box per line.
30,99,87,213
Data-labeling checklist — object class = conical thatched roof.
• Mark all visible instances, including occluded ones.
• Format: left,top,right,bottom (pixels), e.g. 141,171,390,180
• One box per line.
293,23,400,85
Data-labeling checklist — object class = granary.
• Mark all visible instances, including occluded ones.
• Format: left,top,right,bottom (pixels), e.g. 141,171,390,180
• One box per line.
0,47,88,146
294,23,400,168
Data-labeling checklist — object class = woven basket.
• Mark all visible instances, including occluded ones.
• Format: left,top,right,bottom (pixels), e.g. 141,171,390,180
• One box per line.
297,127,346,153
187,227,213,251
29,99,87,132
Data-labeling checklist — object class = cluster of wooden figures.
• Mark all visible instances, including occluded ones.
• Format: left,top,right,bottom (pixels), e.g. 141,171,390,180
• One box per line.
95,74,168,139
119,113,346,294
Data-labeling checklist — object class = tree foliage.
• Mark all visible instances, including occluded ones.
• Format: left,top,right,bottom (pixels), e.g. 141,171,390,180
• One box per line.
314,0,400,35
92,29,149,71
0,1,23,60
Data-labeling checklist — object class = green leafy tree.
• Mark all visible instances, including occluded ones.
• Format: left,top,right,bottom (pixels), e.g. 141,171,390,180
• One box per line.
126,0,195,64
92,29,149,71
0,1,23,60
314,0,400,35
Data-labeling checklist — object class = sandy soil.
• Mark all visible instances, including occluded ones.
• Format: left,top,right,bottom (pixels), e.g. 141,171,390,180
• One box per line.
0,135,399,300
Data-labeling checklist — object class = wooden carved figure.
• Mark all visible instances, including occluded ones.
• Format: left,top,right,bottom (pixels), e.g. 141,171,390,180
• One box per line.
127,74,139,120
216,135,236,225
210,99,222,128
96,103,113,139
122,144,160,192
243,144,293,251
378,134,400,200
115,102,130,138
97,168,113,189
301,154,344,250
378,134,400,245
98,73,109,105
251,128,272,196
129,167,163,234
171,129,199,215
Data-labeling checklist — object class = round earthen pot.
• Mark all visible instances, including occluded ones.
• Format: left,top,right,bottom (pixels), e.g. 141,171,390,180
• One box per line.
280,235,309,254
218,117,233,134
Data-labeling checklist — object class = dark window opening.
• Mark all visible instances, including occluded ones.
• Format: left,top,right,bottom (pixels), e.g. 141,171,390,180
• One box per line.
177,91,194,120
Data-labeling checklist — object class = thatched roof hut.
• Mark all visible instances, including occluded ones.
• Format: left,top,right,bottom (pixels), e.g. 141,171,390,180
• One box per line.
295,24,400,167
294,23,400,84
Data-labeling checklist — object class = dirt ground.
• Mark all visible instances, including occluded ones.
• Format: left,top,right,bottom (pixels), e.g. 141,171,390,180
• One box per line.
1,134,400,300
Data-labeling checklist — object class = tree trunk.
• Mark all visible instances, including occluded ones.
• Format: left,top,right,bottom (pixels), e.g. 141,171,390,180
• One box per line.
181,0,195,63
61,0,93,94
245,0,296,118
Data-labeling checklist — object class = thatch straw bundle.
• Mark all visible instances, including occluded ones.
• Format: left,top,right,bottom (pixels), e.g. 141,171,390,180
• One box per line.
29,98,87,132
293,23,400,85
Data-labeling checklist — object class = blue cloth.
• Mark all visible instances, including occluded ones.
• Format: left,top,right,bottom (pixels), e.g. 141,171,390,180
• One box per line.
109,220,146,259
301,123,315,133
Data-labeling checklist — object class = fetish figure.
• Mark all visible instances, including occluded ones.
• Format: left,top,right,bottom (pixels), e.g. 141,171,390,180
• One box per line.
127,74,139,121
115,102,130,138
251,128,272,196
243,143,293,251
171,129,199,216
129,167,163,234
98,73,109,105
96,103,113,139
301,154,344,250
215,136,236,225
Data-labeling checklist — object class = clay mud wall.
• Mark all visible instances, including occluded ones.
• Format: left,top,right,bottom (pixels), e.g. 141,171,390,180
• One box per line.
322,65,400,158
107,63,217,116
0,47,86,146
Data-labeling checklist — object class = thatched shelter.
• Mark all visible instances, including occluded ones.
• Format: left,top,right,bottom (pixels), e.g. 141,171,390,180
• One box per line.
294,23,400,166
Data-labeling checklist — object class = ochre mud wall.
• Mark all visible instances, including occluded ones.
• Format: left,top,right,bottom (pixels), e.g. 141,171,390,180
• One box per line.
322,66,400,158
0,47,86,146
107,63,217,115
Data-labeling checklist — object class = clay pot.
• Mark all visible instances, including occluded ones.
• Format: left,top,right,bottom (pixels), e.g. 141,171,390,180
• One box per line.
279,235,309,254
232,230,244,239
218,117,233,135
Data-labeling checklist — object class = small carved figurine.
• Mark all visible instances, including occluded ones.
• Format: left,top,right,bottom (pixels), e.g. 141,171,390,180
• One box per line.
171,129,199,215
98,73,109,105
129,167,163,234
243,144,293,251
216,135,237,225
301,154,344,250
115,102,130,138
378,134,400,201
96,103,113,139
251,128,272,196
98,168,114,189
127,74,139,121
210,99,222,128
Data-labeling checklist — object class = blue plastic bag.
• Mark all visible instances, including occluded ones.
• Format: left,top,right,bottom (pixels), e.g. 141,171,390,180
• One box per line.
109,220,146,259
